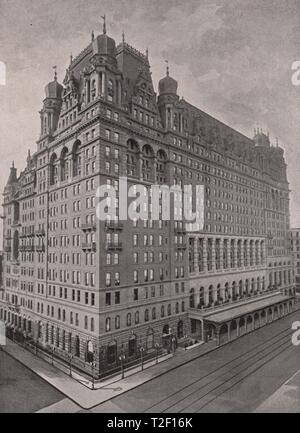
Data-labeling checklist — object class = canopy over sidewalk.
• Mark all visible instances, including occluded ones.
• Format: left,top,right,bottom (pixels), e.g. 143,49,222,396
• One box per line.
204,294,293,324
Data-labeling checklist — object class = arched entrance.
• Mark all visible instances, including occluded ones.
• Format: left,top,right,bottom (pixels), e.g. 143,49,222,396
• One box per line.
107,341,117,364
86,340,94,363
177,320,184,339
162,324,169,335
128,334,137,357
239,317,246,335
246,315,253,332
274,306,278,320
206,323,217,342
219,323,228,345
268,308,273,323
75,335,80,357
230,320,238,339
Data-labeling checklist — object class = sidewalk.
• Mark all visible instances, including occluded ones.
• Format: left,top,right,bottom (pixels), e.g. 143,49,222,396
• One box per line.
1,338,217,409
254,367,300,413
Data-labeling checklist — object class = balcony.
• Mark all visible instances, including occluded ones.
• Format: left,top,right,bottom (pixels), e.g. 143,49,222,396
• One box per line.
35,229,45,237
12,220,21,227
82,242,96,251
105,241,123,251
176,243,187,249
174,225,186,234
36,245,45,252
19,245,27,252
81,223,96,232
105,220,124,231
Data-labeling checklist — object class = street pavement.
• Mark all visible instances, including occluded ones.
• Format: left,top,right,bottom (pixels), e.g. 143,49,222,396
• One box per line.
0,349,64,413
90,309,300,413
1,308,300,412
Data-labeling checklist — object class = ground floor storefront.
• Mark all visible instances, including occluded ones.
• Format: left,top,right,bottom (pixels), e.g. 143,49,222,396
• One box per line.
0,306,190,380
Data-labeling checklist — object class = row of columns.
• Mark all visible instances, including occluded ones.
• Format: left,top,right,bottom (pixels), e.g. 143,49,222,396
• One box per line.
191,236,265,273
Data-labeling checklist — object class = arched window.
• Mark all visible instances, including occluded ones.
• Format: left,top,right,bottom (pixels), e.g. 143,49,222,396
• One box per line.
161,305,165,317
115,315,120,329
141,144,154,181
105,317,111,332
127,313,132,327
60,147,69,182
152,307,156,320
144,309,149,322
49,153,58,185
72,140,81,177
135,311,139,324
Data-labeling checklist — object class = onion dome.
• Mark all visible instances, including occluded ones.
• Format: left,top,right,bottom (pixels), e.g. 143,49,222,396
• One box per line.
45,68,63,99
158,64,178,95
92,14,116,57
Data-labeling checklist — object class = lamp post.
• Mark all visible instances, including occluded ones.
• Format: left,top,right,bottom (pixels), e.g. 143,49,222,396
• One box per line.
139,344,145,371
155,342,160,364
91,360,96,390
119,351,126,379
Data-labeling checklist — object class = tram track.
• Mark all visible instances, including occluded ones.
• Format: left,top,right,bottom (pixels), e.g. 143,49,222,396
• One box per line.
178,336,292,413
143,325,293,412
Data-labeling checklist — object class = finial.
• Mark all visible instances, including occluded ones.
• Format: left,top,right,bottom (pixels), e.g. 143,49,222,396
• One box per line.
53,65,57,81
101,14,106,34
165,59,169,76
70,53,73,65
146,47,149,59
12,160,14,169
91,30,95,41
276,137,279,147
122,31,125,43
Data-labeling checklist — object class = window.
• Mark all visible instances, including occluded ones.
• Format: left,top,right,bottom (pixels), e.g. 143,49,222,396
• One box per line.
105,317,111,332
106,272,111,287
105,293,111,306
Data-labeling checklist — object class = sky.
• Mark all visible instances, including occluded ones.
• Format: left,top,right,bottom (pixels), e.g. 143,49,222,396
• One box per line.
0,0,300,242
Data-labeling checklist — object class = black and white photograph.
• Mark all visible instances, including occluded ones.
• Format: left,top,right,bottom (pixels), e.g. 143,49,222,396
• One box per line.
0,0,300,419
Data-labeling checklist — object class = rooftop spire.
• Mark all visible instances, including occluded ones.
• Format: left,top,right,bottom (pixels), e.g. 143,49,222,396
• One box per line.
70,53,73,65
12,160,14,169
146,47,149,59
53,65,57,81
91,30,95,41
165,59,169,76
122,30,125,43
101,14,106,34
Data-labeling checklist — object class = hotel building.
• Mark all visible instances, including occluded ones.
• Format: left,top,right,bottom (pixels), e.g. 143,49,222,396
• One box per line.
0,24,295,376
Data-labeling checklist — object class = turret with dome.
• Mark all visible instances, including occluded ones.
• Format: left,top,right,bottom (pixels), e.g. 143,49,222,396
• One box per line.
158,64,178,96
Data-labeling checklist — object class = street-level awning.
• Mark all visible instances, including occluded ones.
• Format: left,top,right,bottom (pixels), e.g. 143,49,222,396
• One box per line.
201,294,293,324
